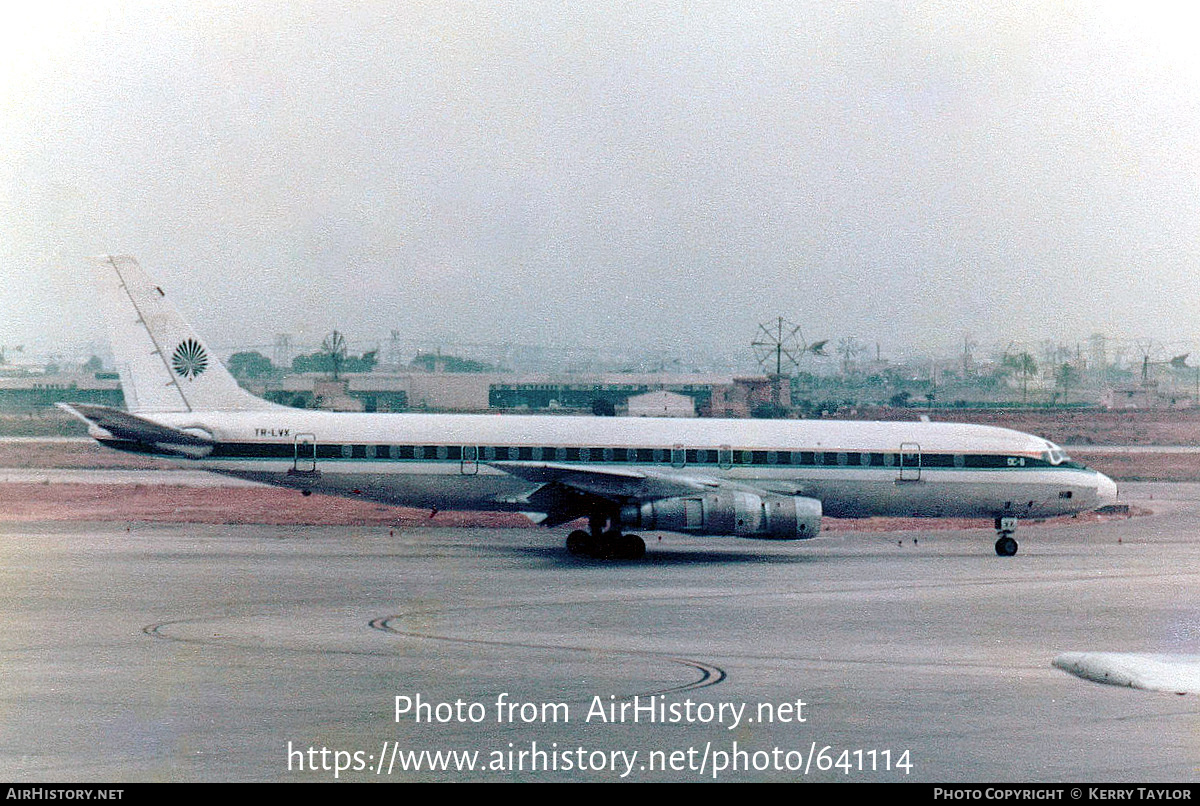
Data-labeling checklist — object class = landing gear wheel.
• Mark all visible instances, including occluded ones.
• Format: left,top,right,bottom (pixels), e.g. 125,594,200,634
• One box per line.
567,528,645,560
995,535,1018,556
617,533,645,560
566,530,592,556
993,516,1019,557
596,529,623,560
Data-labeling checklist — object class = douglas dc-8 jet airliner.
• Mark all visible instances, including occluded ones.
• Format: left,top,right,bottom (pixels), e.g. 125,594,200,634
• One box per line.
62,256,1118,559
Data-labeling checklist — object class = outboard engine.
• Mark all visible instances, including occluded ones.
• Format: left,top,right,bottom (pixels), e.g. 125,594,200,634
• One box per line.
621,492,822,540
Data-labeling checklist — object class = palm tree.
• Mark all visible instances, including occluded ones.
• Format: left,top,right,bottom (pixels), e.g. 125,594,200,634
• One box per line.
1003,352,1038,405
1055,363,1079,405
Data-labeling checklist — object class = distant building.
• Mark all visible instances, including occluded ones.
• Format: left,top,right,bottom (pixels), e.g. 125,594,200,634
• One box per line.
626,391,697,418
259,372,488,412
704,376,790,418
488,373,725,413
312,381,364,412
0,372,123,411
1102,383,1192,410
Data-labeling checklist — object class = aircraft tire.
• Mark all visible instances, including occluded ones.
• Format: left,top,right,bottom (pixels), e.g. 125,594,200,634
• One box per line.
566,530,592,556
622,534,646,560
570,531,645,560
995,536,1018,556
595,530,624,560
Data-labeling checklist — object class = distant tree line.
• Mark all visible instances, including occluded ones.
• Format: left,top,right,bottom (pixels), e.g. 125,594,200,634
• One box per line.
411,353,495,373
227,347,378,380
228,345,499,379
292,349,377,375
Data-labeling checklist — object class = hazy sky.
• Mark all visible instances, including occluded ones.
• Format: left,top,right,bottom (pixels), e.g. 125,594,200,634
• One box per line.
5,1,1200,366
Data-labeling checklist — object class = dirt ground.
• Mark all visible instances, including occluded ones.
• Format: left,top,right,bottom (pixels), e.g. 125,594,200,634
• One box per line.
0,482,532,527
0,440,176,470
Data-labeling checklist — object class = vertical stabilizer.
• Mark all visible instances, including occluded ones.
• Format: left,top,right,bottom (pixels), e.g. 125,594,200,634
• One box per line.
96,255,278,413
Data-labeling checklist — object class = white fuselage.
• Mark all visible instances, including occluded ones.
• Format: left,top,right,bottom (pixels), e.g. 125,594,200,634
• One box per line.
103,409,1118,524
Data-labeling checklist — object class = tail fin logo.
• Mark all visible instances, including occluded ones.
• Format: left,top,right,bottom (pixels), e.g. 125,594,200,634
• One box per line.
171,339,209,380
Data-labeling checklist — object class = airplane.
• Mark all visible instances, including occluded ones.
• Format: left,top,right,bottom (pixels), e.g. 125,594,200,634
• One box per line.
62,256,1119,560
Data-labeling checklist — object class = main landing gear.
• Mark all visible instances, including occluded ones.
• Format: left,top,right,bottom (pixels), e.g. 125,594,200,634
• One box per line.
566,514,646,560
994,517,1019,556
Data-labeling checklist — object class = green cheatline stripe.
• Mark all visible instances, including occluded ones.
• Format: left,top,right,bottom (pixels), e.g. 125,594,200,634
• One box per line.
99,439,1088,471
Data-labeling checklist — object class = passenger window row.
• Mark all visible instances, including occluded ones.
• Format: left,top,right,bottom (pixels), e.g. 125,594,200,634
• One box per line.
247,442,1059,469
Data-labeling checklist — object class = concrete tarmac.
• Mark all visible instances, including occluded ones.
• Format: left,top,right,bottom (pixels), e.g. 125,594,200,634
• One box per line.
2,482,1200,781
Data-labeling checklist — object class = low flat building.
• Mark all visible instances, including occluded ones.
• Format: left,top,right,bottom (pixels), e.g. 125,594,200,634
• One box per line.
259,372,491,412
626,390,697,417
0,372,123,411
488,373,728,412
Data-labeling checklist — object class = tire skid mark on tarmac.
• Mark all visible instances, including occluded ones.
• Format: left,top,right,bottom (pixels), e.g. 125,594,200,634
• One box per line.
369,614,726,696
142,617,409,659
141,615,726,697
145,556,1188,688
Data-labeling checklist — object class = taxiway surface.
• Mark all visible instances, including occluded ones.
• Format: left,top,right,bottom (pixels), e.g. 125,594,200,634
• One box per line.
2,482,1200,781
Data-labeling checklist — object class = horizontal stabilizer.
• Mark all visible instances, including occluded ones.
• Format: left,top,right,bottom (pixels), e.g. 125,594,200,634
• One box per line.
1054,651,1200,695
58,403,214,458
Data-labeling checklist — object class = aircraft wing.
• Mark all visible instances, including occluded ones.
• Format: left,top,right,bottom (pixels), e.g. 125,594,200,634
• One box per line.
490,461,720,499
57,403,215,458
1054,652,1200,695
489,461,727,527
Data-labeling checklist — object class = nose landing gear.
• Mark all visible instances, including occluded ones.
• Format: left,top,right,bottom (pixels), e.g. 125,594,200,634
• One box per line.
994,517,1019,556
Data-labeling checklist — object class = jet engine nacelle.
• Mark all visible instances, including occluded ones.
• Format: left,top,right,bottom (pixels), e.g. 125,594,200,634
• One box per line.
621,492,822,540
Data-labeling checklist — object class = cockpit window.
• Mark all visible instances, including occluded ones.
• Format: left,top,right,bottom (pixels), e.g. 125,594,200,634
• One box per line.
1042,441,1071,466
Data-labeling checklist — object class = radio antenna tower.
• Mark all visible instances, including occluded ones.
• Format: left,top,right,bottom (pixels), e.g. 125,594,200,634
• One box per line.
751,317,827,410
752,317,826,376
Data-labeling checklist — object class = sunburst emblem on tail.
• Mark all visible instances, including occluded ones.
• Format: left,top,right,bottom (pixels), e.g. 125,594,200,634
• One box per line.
171,338,209,380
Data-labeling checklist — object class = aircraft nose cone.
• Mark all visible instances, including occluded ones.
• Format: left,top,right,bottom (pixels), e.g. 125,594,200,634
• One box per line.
1095,473,1118,507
